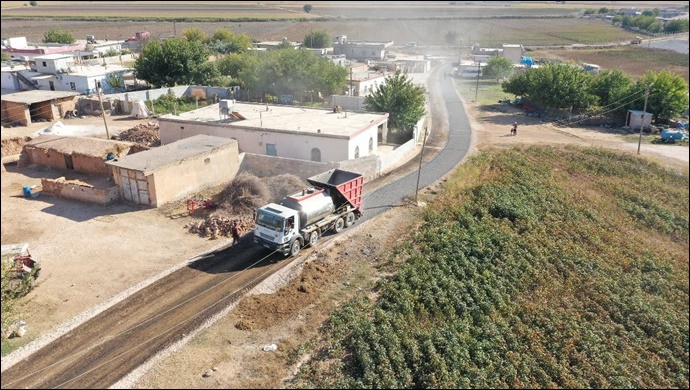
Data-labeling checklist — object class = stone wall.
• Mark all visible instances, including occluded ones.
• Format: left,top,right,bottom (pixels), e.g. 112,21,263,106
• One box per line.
41,178,120,205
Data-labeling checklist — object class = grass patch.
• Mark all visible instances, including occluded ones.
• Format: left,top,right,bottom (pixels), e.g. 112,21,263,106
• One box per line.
291,145,689,389
453,78,508,105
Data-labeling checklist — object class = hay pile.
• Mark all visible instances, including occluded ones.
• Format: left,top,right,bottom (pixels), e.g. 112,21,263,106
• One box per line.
185,172,307,239
116,122,160,147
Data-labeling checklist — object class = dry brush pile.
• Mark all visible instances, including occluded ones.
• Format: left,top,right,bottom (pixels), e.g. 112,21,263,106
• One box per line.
115,122,161,147
186,173,306,239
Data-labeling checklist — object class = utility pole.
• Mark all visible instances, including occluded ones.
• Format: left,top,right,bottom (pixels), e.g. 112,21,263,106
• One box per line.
637,83,652,155
95,81,110,139
414,127,429,205
474,61,480,102
349,67,353,96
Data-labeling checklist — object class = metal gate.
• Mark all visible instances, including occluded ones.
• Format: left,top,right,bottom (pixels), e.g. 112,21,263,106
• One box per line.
119,169,150,205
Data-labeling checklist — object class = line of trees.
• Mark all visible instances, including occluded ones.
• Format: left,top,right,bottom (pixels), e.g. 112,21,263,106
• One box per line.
501,63,688,122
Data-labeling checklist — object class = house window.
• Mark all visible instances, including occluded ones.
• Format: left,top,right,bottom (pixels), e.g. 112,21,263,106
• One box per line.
311,148,321,162
70,82,76,91
369,137,374,153
354,146,360,159
42,61,47,67
49,81,55,91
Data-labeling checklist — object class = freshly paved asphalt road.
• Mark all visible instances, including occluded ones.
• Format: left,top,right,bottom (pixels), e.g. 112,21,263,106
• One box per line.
362,61,472,220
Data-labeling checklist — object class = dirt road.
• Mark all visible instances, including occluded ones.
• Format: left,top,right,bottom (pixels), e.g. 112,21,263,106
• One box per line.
0,243,291,388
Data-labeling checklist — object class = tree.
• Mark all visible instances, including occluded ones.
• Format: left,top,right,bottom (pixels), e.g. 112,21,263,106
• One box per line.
502,63,598,112
29,0,37,5
303,4,312,13
1,52,10,62
211,28,234,42
248,49,347,102
303,30,331,49
181,28,208,43
134,38,217,88
483,56,514,81
43,27,75,44
589,69,633,118
209,32,253,54
364,70,426,140
631,70,689,121
598,7,609,14
664,19,689,33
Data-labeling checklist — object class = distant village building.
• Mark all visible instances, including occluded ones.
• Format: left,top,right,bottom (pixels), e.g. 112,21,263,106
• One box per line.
1,52,131,95
158,101,390,162
333,35,394,61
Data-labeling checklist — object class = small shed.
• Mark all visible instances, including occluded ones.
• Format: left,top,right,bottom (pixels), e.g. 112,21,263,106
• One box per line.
19,135,135,176
626,110,652,130
1,90,79,126
106,134,240,207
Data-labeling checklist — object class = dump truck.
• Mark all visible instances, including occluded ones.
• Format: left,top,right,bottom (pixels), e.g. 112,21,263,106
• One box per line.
254,169,364,257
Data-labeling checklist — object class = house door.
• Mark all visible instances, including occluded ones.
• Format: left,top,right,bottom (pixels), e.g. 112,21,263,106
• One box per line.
119,169,150,205
266,143,277,156
49,81,55,91
64,155,74,169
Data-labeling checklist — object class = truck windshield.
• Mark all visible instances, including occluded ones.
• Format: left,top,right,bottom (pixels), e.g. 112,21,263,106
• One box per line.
256,210,284,231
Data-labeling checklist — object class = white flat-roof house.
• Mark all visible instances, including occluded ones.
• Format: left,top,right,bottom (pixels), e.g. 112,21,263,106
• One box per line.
5,53,130,94
333,35,394,61
158,101,390,163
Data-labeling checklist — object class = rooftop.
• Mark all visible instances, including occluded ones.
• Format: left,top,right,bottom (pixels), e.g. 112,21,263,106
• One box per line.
34,53,76,60
26,134,133,157
106,134,237,174
161,102,388,139
1,90,80,104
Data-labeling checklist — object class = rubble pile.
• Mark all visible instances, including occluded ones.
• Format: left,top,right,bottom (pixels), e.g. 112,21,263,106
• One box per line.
116,122,161,147
186,212,254,239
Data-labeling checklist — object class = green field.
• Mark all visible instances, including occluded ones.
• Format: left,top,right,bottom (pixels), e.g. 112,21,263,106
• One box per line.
291,145,690,389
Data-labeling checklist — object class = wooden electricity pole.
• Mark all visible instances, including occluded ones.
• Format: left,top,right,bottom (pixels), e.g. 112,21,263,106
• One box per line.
95,81,110,139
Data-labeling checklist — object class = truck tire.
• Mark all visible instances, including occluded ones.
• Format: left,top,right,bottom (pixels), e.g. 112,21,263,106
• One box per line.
334,217,345,233
288,239,301,257
345,212,356,227
308,231,319,247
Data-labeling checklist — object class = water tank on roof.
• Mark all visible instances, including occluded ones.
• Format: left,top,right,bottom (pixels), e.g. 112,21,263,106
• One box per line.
219,99,235,118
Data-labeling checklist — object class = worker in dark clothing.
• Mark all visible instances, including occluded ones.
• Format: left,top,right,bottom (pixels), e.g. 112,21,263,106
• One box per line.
231,221,242,246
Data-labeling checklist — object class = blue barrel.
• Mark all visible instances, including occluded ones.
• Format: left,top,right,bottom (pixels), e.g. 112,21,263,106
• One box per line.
23,186,32,197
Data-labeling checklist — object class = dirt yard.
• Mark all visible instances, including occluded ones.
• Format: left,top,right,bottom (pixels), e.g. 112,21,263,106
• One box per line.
1,96,687,387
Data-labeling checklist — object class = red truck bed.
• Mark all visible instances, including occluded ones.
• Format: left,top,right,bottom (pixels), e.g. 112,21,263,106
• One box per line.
307,169,363,212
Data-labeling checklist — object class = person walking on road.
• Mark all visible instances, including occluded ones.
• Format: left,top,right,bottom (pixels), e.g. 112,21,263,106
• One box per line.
231,221,242,247
511,122,518,136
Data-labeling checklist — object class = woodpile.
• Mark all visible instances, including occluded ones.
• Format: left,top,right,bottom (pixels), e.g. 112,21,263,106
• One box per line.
185,212,254,239
116,122,161,147
184,173,306,240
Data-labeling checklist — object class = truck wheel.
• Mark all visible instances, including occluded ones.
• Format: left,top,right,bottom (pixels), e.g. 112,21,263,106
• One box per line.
334,217,345,233
345,212,356,227
288,240,301,257
308,231,319,247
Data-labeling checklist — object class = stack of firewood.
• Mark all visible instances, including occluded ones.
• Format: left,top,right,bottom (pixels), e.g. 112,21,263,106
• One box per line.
185,213,254,239
116,122,161,147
